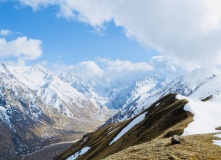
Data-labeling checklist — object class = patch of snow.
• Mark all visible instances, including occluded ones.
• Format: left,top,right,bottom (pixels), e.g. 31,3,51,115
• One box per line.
213,134,221,147
176,94,187,100
80,137,88,144
67,146,91,160
108,126,120,135
213,140,221,147
109,112,146,145
155,102,160,106
0,106,11,127
176,94,221,136
214,134,221,138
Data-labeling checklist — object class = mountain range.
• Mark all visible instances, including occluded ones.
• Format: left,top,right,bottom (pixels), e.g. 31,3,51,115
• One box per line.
55,67,221,159
0,62,172,159
1,62,221,159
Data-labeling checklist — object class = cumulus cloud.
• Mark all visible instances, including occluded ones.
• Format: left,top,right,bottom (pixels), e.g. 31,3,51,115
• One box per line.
53,61,104,79
107,59,153,72
0,36,42,60
105,59,154,81
18,0,57,11
53,59,154,82
0,29,12,36
18,0,221,70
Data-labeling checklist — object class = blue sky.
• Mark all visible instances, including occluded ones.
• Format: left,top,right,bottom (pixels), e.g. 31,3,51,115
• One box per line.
1,0,221,81
0,1,156,66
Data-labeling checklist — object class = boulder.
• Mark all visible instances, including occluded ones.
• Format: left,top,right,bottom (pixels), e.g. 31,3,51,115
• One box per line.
171,135,180,144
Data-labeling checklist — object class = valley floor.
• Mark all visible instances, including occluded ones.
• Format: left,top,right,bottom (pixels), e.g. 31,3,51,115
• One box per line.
21,140,79,160
104,133,221,160
18,109,117,160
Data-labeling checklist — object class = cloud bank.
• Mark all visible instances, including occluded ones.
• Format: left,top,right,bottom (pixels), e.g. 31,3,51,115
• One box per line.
0,36,42,61
53,59,154,82
18,0,221,70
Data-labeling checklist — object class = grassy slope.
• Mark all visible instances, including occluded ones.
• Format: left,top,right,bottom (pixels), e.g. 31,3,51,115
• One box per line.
104,133,221,160
54,93,194,160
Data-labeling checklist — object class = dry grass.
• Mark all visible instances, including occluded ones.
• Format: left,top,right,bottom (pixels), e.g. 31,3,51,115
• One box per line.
201,95,213,102
216,127,221,131
104,133,221,160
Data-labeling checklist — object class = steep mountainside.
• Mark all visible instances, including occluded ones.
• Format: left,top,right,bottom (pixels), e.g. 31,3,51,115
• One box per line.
8,65,103,118
106,68,221,124
54,93,193,160
0,63,113,159
0,63,77,159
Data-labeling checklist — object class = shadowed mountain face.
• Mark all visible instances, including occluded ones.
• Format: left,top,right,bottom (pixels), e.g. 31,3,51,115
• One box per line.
54,93,193,160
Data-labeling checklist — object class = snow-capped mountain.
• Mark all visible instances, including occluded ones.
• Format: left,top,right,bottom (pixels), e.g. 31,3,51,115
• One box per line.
160,67,220,98
106,74,171,109
60,72,172,111
105,68,221,124
0,63,67,158
7,65,103,118
0,63,112,159
59,73,92,97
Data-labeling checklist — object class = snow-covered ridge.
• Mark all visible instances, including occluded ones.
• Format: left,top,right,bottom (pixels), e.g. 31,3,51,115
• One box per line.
106,68,221,124
176,94,221,136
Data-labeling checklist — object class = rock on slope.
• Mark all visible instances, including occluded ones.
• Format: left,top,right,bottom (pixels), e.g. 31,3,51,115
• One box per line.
54,93,193,160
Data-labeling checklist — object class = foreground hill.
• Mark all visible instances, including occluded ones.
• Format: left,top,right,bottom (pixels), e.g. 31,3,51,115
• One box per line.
54,93,193,160
104,133,221,160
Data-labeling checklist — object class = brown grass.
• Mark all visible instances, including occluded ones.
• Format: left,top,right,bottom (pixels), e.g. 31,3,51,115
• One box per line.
216,127,221,131
104,133,221,160
201,95,213,102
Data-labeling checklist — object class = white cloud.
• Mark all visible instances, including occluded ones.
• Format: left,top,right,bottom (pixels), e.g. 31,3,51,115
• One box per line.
73,61,104,78
0,36,42,60
0,30,12,36
107,59,153,72
40,60,48,66
53,59,153,82
17,0,221,70
53,61,104,79
105,59,154,81
18,0,57,11
97,57,110,63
